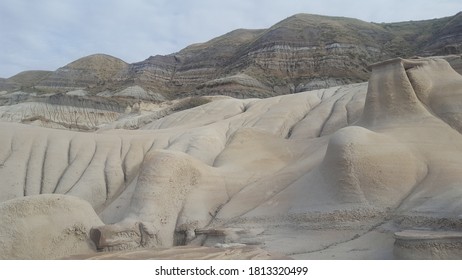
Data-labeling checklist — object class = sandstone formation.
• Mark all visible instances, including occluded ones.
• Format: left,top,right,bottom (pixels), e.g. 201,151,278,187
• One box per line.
0,94,129,131
0,194,103,259
394,230,462,260
1,56,462,259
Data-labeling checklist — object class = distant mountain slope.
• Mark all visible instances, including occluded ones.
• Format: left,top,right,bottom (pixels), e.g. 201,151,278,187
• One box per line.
0,78,17,92
1,13,461,99
419,11,462,55
7,70,52,88
36,54,129,90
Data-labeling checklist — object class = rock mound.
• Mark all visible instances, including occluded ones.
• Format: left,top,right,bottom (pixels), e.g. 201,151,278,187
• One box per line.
0,194,103,259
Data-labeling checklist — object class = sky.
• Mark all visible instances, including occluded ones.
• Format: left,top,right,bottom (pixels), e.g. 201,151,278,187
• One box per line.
1,0,461,78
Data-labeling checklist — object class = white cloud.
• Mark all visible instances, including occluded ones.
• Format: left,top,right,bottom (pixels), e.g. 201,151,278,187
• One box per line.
0,0,461,77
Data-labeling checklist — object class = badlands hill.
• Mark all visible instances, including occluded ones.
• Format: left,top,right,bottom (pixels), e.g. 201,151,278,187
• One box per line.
1,12,462,98
37,54,129,90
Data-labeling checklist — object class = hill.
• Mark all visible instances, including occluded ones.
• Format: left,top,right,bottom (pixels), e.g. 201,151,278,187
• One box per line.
1,13,461,99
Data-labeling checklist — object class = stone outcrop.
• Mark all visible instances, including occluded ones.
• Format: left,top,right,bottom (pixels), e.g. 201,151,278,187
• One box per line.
394,230,462,259
0,94,130,131
0,194,103,259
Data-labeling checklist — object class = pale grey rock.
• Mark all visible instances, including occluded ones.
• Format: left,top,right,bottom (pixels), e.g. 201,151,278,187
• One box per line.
0,194,103,259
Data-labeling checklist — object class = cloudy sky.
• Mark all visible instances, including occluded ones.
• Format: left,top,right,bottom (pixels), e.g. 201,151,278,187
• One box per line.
1,0,461,78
